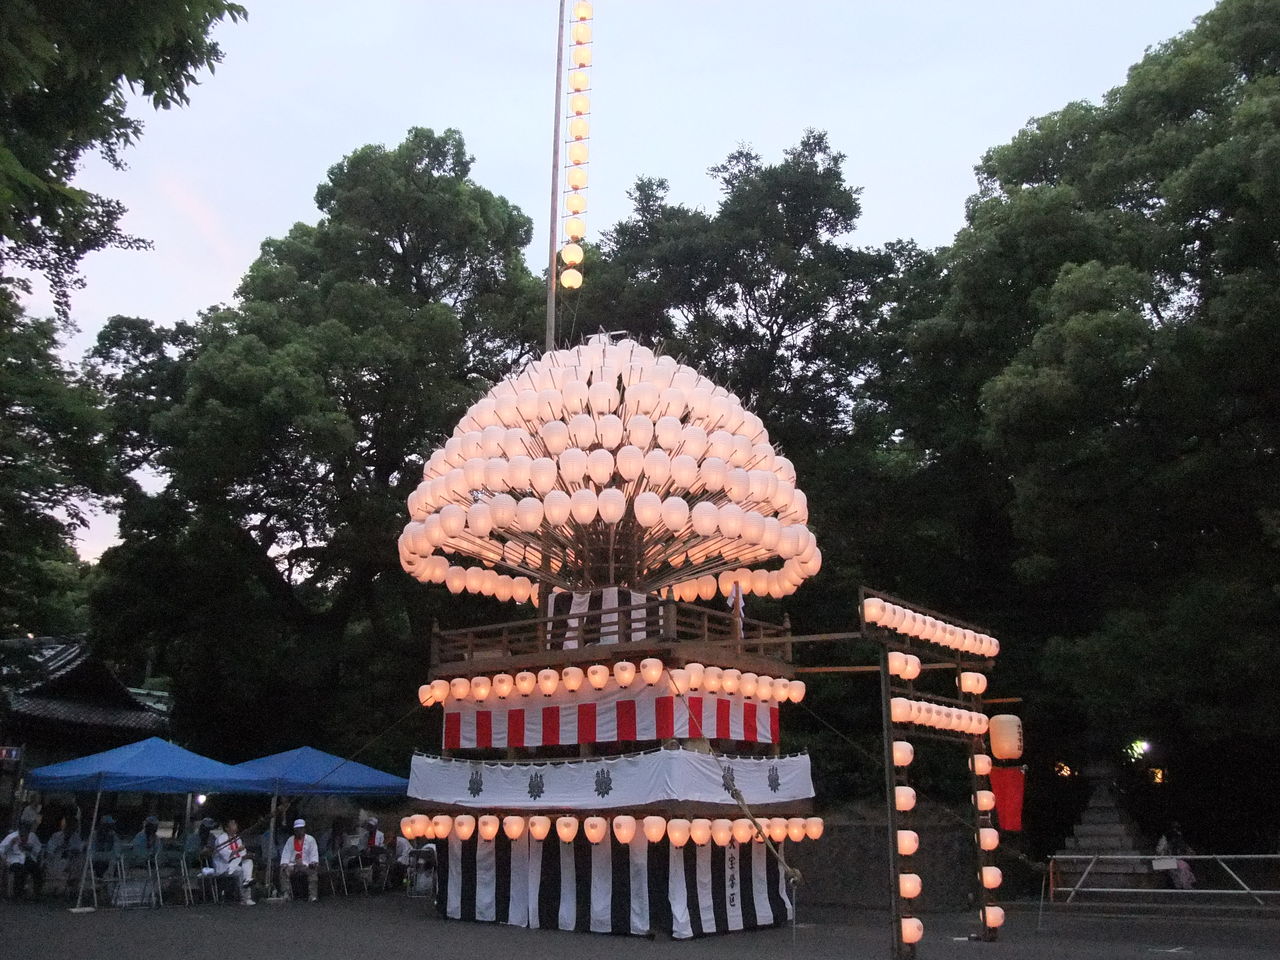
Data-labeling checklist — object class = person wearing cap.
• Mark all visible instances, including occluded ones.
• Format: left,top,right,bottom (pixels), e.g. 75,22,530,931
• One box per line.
1,821,43,900
352,817,385,885
90,815,120,877
279,819,319,902
212,818,255,905
132,815,162,856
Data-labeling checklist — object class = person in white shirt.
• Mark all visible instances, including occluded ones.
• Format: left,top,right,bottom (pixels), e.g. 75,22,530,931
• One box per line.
279,819,319,902
212,818,255,905
350,817,385,882
45,816,83,893
387,832,411,888
1,822,43,900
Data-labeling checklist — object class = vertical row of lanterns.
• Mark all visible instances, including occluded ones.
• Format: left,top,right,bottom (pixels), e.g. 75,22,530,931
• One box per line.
559,1,593,291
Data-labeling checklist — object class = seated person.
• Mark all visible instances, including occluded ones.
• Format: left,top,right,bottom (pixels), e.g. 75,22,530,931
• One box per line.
89,815,120,877
45,816,83,892
132,815,162,858
279,819,319,902
212,819,255,905
351,817,384,868
1,822,43,900
387,831,411,889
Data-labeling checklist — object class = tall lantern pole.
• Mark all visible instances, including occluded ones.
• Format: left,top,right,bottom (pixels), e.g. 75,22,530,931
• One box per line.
545,0,567,352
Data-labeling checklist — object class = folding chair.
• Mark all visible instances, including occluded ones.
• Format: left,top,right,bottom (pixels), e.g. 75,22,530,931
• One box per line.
340,845,369,895
320,850,347,897
405,847,436,899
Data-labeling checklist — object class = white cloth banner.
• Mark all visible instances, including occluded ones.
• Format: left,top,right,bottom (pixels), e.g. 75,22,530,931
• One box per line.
408,748,813,809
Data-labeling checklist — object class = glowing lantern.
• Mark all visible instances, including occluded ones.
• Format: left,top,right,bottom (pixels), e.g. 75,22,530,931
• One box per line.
615,445,644,480
586,448,614,484
685,662,705,689
721,669,741,694
598,488,626,523
417,684,435,708
893,741,915,767
571,22,591,44
565,217,586,241
890,698,912,723
564,192,586,215
613,661,637,687
432,815,454,839
633,492,663,527
584,817,608,844
888,651,907,676
981,905,1005,928
571,45,592,69
959,672,988,695
897,830,919,856
766,818,788,844
731,819,756,845
974,790,996,812
862,597,886,625
587,664,610,690
978,828,999,851
515,671,537,697
771,677,791,702
573,3,593,22
988,715,1023,760
689,819,712,846
560,268,583,290
640,658,664,685
543,490,571,525
901,917,924,944
901,655,922,681
496,816,523,841
562,666,585,692
412,814,432,839
569,93,590,115
493,674,514,699
661,496,689,531
786,818,807,843
538,668,560,696
556,817,579,843
668,668,690,694
642,816,667,844
454,815,476,841
804,817,824,840
703,666,723,693
739,673,758,698
895,786,917,812
528,816,552,841
612,816,637,845
450,677,471,701
982,866,1003,889
568,70,590,92
899,873,923,899
400,817,414,839
710,819,734,846
971,754,993,777
666,819,691,848
561,243,584,266
568,117,589,140
478,815,500,842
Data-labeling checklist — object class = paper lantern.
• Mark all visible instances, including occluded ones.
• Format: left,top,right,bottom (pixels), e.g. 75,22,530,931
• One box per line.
718,503,744,538
862,597,886,625
615,445,644,480
670,454,699,489
533,668,558,696
888,651,907,677
755,676,774,700
702,665,723,692
988,715,1023,760
528,816,552,841
640,816,666,844
960,672,988,695
583,817,608,844
586,664,610,690
804,817,824,840
612,816,637,845
895,786,917,812
432,815,454,839
613,661,637,687
981,905,1005,928
974,790,996,812
700,457,727,491
411,814,432,839
556,817,579,843
400,816,415,839
449,677,471,701
901,655,922,681
478,815,500,842
682,662,704,690
491,673,514,699
890,697,912,723
634,491,663,527
470,676,492,702
597,487,625,523
787,680,806,703
689,819,712,846
568,70,590,92
640,657,664,685
668,668,690,695
897,830,919,856
970,753,992,776
899,873,923,899
771,677,791,702
738,673,758,698
786,818,807,843
720,669,741,694
981,866,1002,889
503,816,526,841
417,684,435,708
901,917,924,944
666,819,691,847
543,490,571,526
710,819,734,846
439,504,466,537
766,818,788,844
893,741,914,767
514,671,537,697
978,828,999,851
557,666,582,693
454,815,476,841
661,496,689,532
568,116,589,141
731,819,756,845
512,576,532,603
513,493,544,531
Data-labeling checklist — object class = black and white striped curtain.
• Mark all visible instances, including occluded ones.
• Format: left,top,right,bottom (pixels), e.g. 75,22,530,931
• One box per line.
548,588,661,648
437,832,792,938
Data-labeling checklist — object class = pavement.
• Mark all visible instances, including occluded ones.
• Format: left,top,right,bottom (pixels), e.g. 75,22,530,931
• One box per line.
4,896,1280,960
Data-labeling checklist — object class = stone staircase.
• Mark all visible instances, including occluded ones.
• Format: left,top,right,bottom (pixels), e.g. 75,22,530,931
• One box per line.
1054,762,1155,893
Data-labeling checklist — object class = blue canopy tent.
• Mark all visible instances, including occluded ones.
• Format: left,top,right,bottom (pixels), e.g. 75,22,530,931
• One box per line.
234,747,408,894
27,737,266,909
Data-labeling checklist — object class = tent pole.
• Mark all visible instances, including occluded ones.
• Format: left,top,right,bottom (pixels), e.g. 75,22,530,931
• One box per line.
71,777,103,913
267,791,277,897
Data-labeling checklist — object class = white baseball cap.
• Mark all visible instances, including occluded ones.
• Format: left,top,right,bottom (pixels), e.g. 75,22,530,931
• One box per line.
292,819,306,829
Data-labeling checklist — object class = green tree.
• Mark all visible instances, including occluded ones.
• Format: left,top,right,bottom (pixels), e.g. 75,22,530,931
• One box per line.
89,128,540,764
0,290,104,635
0,0,245,314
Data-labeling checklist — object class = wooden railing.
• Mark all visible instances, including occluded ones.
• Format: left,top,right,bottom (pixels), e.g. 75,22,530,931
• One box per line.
431,597,791,674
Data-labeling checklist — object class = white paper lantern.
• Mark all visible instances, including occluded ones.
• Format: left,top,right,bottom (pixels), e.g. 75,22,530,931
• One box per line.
661,496,689,531
615,444,644,480
543,490,571,525
570,487,598,524
587,448,614,484
634,491,663,527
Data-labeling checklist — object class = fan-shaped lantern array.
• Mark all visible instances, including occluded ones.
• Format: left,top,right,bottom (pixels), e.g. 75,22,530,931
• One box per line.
398,335,820,599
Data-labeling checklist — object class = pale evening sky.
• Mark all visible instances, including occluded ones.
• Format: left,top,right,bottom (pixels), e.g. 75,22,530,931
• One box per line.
30,1,1214,559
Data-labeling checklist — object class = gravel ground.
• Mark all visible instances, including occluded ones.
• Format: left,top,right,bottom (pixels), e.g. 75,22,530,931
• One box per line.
3,895,1279,960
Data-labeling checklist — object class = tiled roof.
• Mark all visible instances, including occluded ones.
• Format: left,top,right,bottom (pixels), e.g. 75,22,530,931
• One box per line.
6,694,167,732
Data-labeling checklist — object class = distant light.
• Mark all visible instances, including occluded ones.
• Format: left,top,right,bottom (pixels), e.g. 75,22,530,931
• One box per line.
196,794,207,805
1126,739,1151,760
1054,761,1074,778
1149,767,1166,785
